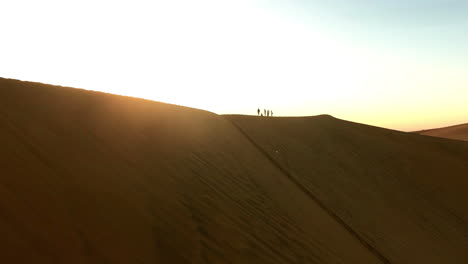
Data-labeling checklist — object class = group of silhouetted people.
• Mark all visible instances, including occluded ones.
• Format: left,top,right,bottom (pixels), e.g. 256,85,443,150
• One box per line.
257,108,273,117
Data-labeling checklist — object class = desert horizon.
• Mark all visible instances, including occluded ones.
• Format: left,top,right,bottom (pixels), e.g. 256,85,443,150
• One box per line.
2,76,466,133
3,1,468,131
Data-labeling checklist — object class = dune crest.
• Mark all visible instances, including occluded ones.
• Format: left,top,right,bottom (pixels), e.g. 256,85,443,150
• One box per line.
416,123,468,141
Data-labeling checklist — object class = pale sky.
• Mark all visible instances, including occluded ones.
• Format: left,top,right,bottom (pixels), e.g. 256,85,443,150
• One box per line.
1,0,467,131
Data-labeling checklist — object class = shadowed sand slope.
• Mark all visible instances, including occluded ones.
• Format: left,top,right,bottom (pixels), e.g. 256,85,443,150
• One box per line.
226,115,468,264
416,123,468,141
0,78,384,263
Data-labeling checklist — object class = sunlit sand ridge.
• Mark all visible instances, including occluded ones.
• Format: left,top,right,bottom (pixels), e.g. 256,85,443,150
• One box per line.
416,123,468,141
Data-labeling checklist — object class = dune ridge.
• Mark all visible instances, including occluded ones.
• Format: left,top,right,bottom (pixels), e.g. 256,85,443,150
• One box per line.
1,77,468,263
416,123,468,141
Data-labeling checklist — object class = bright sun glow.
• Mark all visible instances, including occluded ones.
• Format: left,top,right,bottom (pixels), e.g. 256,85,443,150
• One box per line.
1,0,467,131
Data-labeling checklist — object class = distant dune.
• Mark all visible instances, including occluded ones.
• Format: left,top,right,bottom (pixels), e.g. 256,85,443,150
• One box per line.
1,77,467,264
415,123,468,141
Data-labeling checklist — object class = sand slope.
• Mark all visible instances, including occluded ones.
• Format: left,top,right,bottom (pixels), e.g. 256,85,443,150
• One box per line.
227,115,468,264
1,77,467,263
416,123,468,141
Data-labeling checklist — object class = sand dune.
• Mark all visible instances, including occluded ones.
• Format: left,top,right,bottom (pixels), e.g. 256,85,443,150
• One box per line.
1,77,467,263
416,123,468,141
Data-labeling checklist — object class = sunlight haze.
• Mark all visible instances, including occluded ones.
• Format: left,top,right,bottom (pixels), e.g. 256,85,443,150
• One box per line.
1,0,467,131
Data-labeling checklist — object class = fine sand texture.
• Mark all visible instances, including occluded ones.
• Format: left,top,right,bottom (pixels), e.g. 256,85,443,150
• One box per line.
1,77,468,263
416,123,468,141
226,115,468,264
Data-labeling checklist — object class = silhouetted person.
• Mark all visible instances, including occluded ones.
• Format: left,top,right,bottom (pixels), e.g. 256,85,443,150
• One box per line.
271,110,273,117
264,109,266,116
267,110,270,117
257,108,260,116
